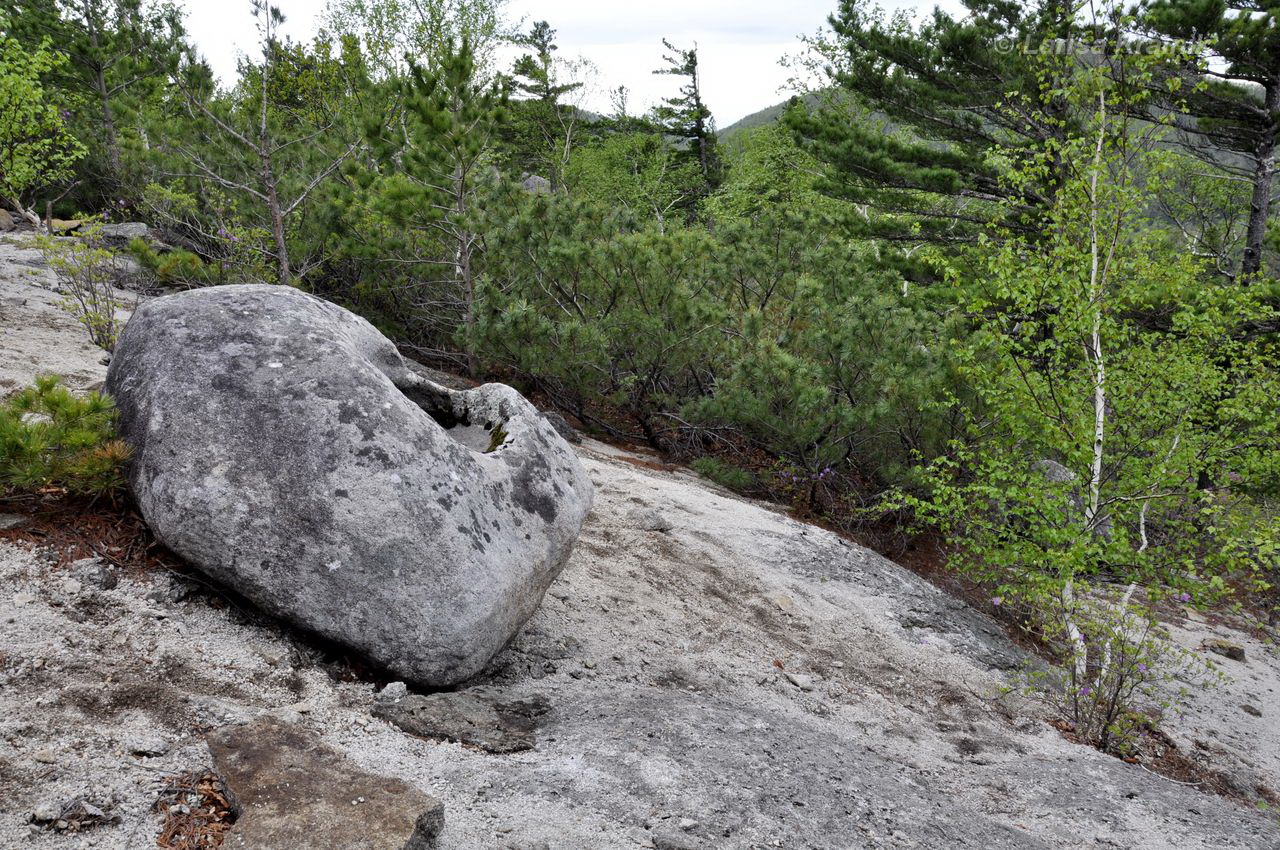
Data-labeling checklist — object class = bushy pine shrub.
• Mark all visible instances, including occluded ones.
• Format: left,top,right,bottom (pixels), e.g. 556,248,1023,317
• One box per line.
0,376,131,497
125,237,218,288
690,456,757,492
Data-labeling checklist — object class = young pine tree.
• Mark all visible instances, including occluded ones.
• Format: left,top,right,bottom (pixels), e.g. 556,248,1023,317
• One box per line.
651,38,721,202
361,37,505,375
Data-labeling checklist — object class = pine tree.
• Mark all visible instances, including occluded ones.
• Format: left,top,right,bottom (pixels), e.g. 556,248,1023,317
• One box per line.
170,1,361,284
789,0,1083,243
501,20,584,187
0,376,130,496
362,37,506,374
1138,0,1280,279
651,38,721,199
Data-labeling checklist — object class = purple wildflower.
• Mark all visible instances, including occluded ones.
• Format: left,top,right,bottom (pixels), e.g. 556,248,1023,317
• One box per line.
1136,663,1147,674
1178,592,1191,604
991,596,1003,607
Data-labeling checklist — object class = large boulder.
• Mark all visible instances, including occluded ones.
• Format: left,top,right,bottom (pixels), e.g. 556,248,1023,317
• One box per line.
106,284,592,686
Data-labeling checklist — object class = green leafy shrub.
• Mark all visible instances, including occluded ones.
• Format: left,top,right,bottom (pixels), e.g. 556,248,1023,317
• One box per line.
1008,584,1219,756
0,376,131,497
690,456,757,491
35,221,133,352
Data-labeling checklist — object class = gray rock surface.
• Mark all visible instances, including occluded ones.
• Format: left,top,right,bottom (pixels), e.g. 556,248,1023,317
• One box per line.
540,409,581,444
106,284,593,686
628,506,673,532
98,222,149,242
0,236,120,396
208,716,444,849
520,175,551,194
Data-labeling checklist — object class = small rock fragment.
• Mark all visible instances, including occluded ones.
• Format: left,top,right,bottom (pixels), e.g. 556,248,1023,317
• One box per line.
374,688,549,753
769,594,797,614
29,799,119,832
1201,638,1246,662
376,681,410,705
629,507,673,533
784,672,817,692
70,557,117,591
0,512,28,530
125,734,169,757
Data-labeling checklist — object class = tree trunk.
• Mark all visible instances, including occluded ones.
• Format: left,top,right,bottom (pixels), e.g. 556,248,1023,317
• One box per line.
261,155,291,286
453,165,477,378
267,190,291,285
1241,88,1277,280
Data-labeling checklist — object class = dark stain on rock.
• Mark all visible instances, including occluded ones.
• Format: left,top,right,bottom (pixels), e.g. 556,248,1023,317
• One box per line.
355,444,392,467
512,455,557,523
338,401,376,441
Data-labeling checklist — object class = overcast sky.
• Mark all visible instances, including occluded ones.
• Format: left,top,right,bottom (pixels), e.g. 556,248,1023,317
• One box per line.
180,0,944,127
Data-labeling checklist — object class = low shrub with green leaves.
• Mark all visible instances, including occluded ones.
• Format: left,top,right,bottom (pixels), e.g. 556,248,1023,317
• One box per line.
1007,585,1219,756
35,221,134,352
0,376,131,497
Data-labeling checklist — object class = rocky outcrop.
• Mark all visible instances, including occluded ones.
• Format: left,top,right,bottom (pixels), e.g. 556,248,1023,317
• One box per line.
6,250,1280,850
105,284,592,686
98,222,150,243
208,717,444,849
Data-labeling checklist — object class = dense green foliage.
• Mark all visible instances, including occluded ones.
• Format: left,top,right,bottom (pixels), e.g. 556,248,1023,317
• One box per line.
0,26,83,218
1137,0,1280,279
0,375,129,496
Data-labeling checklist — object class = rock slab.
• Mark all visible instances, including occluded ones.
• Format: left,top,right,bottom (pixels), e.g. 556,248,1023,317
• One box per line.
207,717,444,849
106,284,593,686
373,688,550,753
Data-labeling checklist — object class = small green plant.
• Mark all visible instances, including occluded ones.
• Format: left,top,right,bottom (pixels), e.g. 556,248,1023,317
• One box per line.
1009,584,1219,756
484,421,508,453
0,375,131,497
35,221,134,352
691,456,757,492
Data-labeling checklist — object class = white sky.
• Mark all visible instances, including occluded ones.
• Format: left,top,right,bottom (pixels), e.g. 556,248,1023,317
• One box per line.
179,0,945,126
